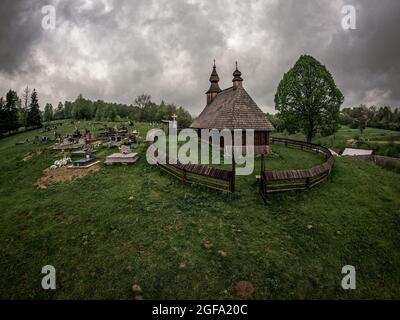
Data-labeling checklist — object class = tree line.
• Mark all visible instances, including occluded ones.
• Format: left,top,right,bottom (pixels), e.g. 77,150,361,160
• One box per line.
0,90,193,137
43,93,193,127
0,87,42,137
340,105,400,132
269,104,400,136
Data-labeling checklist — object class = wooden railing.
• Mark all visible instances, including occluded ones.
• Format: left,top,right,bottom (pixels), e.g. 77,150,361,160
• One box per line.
259,137,334,203
150,149,235,192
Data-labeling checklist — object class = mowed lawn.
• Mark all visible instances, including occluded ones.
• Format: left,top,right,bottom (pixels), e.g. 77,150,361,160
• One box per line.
0,121,400,299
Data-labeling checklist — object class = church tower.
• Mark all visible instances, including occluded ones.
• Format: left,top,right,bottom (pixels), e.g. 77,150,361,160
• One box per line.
206,60,222,104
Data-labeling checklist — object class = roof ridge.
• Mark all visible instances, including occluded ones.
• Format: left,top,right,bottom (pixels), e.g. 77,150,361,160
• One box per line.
219,86,234,93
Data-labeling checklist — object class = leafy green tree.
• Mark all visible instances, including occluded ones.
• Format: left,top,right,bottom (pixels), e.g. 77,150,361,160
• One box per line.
43,103,54,122
275,55,344,142
71,94,94,120
54,102,64,120
266,113,285,132
27,89,42,128
175,106,193,128
95,101,105,120
340,105,400,131
108,107,117,122
134,94,151,109
60,93,192,125
64,101,73,118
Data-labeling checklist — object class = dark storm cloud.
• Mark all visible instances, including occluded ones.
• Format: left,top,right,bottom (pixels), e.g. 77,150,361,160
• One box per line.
0,0,399,114
325,0,400,104
0,0,47,74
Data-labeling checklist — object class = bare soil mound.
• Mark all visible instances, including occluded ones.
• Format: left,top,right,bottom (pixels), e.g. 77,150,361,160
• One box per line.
36,165,100,188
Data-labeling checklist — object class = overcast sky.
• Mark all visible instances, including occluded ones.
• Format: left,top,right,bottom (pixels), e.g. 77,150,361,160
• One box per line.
0,0,399,115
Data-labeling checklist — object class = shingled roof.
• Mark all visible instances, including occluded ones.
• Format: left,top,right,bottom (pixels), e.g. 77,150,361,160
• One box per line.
191,86,274,131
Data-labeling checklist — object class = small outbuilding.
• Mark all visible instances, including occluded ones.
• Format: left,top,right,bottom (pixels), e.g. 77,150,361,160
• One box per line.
342,148,374,160
342,148,374,156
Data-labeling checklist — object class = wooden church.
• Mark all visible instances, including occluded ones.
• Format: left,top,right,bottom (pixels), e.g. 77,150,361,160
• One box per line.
190,62,274,154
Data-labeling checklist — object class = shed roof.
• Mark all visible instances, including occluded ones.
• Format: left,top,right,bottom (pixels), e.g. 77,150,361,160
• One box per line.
342,148,374,156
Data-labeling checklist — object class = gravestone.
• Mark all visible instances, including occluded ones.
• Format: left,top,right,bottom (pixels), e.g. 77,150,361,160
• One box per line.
105,145,139,165
102,135,123,148
70,144,98,168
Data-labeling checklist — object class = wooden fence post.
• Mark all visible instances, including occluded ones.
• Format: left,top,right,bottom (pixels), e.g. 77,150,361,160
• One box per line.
182,168,187,182
261,153,265,172
231,154,236,193
260,171,267,203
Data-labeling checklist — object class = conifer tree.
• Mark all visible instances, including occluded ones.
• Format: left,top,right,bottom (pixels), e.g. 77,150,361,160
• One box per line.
27,89,42,128
5,90,19,133
0,97,6,136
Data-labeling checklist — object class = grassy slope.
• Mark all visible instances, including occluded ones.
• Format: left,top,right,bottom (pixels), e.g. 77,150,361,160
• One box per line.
274,126,400,157
0,121,399,299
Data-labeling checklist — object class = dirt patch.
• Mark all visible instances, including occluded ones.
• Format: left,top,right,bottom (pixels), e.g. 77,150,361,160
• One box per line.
235,281,255,299
36,165,100,189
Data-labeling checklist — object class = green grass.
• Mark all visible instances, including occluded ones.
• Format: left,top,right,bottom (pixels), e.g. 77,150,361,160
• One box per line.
0,121,400,299
274,126,400,157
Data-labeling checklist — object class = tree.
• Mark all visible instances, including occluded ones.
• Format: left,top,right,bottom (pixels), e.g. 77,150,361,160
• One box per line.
43,103,54,122
64,101,73,119
27,89,42,128
0,97,6,136
134,94,151,109
5,90,20,133
266,113,285,132
71,94,93,120
108,106,117,122
19,86,30,127
54,102,64,120
274,55,344,142
349,105,369,133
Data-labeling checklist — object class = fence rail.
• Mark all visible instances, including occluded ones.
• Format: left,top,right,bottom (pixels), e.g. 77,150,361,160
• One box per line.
259,137,334,203
150,149,234,192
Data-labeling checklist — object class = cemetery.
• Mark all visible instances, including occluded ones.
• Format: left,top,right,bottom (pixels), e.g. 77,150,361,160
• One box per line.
1,62,400,300
105,145,139,165
70,144,99,169
2,0,400,303
1,118,400,300
102,134,124,148
52,137,85,151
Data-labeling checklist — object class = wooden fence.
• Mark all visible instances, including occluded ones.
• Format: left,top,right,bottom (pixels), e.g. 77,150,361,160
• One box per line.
150,149,235,192
259,137,334,203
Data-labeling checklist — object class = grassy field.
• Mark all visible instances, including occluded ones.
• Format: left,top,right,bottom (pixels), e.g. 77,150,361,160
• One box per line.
274,126,400,157
0,121,399,299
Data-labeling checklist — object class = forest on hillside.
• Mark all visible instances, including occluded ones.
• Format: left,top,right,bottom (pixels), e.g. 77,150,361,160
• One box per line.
269,105,400,134
0,89,193,137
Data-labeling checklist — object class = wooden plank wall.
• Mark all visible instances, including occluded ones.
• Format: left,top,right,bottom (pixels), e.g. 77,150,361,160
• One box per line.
150,148,234,192
259,137,334,203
